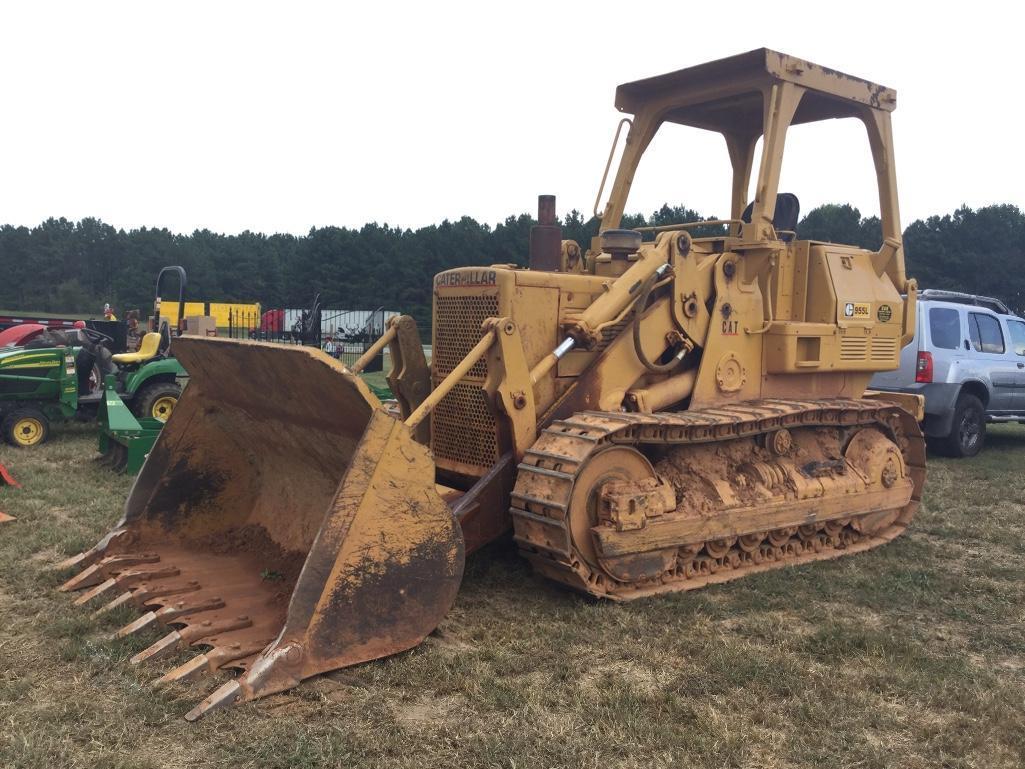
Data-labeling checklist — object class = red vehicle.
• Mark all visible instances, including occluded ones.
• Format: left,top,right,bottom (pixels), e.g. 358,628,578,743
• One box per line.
0,314,87,333
0,324,47,348
258,308,285,334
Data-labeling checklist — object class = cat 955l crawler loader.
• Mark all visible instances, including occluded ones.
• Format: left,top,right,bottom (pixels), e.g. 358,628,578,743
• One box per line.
58,49,925,720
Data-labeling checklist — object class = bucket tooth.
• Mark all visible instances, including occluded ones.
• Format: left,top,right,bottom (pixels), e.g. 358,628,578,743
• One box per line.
153,655,209,686
55,551,91,572
115,591,225,637
204,638,273,670
92,590,134,617
154,597,226,622
73,578,117,606
114,611,161,639
114,566,181,589
131,616,254,664
155,639,272,686
131,631,184,664
61,552,162,591
54,530,130,573
59,563,104,592
178,616,253,645
72,564,178,606
185,681,242,722
132,580,200,604
101,553,162,569
131,580,202,607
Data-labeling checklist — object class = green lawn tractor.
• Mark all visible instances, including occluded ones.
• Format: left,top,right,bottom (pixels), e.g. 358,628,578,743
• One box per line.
0,266,189,448
0,346,80,446
0,327,186,447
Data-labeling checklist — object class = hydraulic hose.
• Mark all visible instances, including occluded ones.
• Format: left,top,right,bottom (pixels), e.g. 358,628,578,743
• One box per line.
632,270,684,374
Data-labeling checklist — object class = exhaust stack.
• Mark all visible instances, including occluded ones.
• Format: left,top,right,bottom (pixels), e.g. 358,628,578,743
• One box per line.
528,194,562,271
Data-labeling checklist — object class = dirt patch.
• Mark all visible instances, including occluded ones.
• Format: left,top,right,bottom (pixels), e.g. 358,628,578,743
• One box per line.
578,659,664,697
391,693,464,729
254,694,317,718
424,628,477,654
310,678,356,704
38,506,76,525
29,545,60,563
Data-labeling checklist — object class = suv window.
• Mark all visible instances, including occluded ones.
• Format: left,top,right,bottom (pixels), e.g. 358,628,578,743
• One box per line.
929,307,961,350
1008,320,1025,356
969,313,1005,354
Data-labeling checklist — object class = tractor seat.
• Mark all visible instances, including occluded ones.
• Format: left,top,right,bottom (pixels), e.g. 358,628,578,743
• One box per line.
111,332,161,365
740,192,801,237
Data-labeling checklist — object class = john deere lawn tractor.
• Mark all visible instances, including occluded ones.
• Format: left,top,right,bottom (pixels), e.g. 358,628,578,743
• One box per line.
59,50,925,720
0,267,188,447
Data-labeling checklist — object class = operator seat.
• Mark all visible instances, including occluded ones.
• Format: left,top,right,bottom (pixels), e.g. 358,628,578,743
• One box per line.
740,192,800,239
111,332,161,366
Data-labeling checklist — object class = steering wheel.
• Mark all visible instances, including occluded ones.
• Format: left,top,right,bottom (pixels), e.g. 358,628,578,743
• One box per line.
80,327,114,345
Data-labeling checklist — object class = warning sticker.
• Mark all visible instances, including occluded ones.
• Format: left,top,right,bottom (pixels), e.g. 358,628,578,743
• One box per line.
843,302,871,320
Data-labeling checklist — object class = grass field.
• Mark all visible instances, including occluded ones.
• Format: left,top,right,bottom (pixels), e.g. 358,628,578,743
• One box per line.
1,422,1024,769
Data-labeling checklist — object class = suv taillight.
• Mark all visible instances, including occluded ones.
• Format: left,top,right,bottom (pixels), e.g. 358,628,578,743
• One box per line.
915,351,933,383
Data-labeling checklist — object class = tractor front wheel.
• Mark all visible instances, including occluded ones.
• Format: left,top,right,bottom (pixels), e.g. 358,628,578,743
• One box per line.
2,408,51,448
132,382,182,423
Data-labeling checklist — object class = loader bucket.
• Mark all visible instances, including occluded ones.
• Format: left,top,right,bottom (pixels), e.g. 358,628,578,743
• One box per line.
58,337,464,719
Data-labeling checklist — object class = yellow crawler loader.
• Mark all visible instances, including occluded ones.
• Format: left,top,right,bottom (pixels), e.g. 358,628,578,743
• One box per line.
58,49,925,720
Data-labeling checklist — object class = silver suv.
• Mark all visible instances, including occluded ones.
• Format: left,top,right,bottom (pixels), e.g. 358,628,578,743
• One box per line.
870,290,1025,457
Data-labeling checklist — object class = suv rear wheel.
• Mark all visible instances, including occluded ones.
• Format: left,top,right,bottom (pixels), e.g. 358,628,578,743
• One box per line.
937,393,986,458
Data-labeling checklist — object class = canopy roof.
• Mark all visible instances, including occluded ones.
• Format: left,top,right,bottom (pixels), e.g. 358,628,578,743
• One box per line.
615,48,896,135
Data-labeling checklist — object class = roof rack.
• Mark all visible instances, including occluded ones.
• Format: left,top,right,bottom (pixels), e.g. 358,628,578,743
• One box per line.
918,290,1011,315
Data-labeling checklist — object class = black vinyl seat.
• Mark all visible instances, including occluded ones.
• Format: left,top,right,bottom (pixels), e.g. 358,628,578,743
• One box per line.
741,193,800,238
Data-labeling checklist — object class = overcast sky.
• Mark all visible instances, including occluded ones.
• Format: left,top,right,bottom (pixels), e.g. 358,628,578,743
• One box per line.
1,1,1020,236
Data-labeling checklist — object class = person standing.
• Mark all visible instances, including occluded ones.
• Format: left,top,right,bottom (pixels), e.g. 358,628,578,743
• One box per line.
125,310,143,351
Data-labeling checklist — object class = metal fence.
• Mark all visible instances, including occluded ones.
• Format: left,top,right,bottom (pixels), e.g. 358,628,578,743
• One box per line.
227,306,392,372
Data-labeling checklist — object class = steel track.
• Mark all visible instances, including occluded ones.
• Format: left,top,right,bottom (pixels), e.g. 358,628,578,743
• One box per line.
511,398,925,600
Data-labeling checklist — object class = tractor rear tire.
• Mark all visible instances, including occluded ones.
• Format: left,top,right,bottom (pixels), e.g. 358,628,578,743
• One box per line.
2,408,51,448
132,382,182,423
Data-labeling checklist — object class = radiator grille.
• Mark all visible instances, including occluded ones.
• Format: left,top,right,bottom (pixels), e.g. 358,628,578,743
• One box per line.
840,336,868,361
433,294,499,377
432,292,501,473
431,381,499,472
871,336,898,361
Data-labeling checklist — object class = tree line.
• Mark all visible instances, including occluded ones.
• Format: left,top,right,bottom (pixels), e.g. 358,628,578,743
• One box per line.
1,202,1022,332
